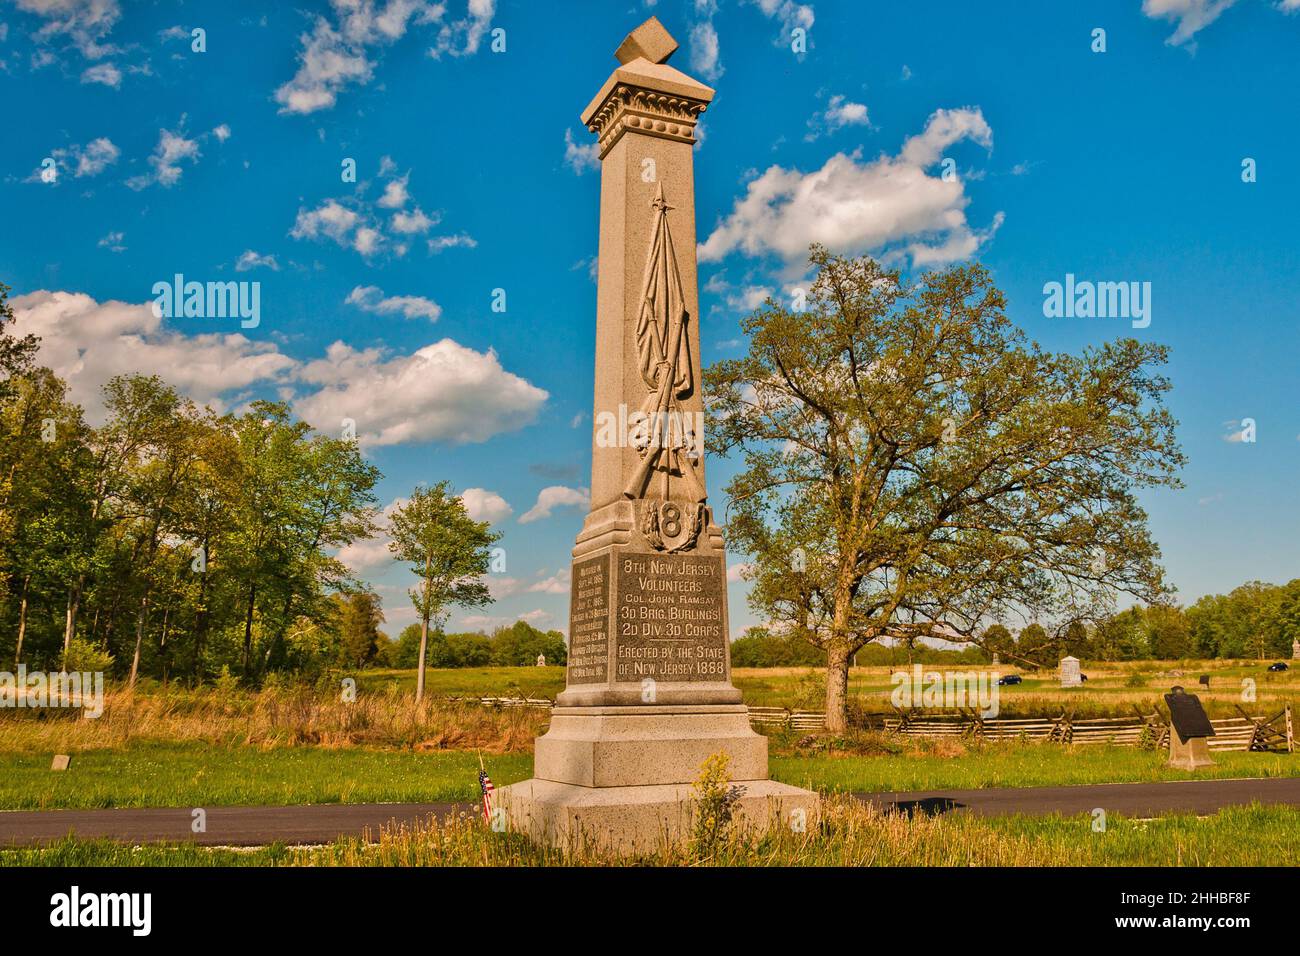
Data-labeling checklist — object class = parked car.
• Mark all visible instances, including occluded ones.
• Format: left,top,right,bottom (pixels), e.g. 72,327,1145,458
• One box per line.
1267,662,1289,672
997,674,1023,686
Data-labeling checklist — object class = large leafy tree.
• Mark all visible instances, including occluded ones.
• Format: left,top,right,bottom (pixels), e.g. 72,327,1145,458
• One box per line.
706,247,1185,730
388,482,499,701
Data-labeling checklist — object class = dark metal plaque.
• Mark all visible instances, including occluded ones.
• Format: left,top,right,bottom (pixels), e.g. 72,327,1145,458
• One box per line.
566,554,610,684
612,552,727,683
1165,688,1216,742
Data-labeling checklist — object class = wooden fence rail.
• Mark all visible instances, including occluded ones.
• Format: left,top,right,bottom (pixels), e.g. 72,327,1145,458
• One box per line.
446,695,1293,753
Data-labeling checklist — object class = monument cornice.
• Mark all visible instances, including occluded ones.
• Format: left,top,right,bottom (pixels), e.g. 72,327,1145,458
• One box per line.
584,82,710,158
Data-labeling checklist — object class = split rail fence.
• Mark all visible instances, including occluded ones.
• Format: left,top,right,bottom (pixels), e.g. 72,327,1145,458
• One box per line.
450,695,1294,753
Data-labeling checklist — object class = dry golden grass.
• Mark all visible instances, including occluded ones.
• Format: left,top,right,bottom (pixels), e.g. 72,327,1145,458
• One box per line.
0,684,548,754
289,794,1300,867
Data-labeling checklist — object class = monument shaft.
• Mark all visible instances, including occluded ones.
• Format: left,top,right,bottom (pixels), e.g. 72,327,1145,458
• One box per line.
499,17,817,851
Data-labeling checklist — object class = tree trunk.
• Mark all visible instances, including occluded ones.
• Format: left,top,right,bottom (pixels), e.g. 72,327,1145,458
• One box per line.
193,537,210,682
415,553,433,703
14,574,30,666
158,606,171,684
825,644,852,733
128,595,149,688
416,615,430,703
63,580,83,661
241,584,257,679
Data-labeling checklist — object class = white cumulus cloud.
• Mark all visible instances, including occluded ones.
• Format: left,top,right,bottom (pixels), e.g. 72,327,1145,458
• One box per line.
700,107,1000,271
294,339,548,447
460,487,513,523
518,485,590,524
275,0,446,115
8,290,297,423
345,284,441,321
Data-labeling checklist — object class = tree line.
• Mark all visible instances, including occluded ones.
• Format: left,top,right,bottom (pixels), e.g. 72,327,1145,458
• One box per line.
0,283,506,690
732,580,1299,669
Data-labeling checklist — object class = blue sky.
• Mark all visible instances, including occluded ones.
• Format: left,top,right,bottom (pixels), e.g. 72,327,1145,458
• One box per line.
2,0,1298,637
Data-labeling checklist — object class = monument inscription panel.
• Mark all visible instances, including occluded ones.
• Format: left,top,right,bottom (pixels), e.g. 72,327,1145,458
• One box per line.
614,552,727,682
567,554,610,684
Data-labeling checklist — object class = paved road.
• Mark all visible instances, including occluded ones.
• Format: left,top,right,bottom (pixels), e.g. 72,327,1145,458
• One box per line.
2,777,1297,847
860,776,1300,818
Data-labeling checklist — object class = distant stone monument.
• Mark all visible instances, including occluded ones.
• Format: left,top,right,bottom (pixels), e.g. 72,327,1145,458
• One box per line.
498,16,818,852
536,653,546,667
1165,686,1215,770
1059,655,1081,687
1293,639,1299,660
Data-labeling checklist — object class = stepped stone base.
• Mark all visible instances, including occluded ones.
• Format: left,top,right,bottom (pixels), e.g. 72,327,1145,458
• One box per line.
535,705,767,786
498,704,820,853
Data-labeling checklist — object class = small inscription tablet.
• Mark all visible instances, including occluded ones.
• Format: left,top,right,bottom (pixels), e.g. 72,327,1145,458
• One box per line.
1164,687,1216,743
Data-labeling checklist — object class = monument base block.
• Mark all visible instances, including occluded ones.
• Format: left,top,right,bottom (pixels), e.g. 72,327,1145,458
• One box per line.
535,704,767,786
1168,735,1215,770
497,777,819,854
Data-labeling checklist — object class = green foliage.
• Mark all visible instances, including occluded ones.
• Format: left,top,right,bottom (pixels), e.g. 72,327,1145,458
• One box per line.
730,626,826,667
0,361,380,684
334,591,384,668
488,620,567,667
62,637,113,674
689,753,744,860
388,621,563,669
704,246,1184,727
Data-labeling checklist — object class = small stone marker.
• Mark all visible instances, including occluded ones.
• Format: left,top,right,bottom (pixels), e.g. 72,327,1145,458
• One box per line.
1293,639,1299,660
991,652,1000,666
1164,686,1215,770
51,754,71,771
1198,674,1210,688
1059,656,1081,687
536,653,546,667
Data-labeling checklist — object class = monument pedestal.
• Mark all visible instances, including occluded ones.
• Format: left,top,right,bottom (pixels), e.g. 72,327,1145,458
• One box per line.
1168,734,1214,770
534,705,767,786
499,16,819,853
500,703,817,853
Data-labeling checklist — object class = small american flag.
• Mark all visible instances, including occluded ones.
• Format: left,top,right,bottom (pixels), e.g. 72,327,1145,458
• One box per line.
478,767,495,823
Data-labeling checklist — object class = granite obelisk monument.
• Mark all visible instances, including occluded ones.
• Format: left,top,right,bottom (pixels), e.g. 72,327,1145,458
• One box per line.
498,17,818,851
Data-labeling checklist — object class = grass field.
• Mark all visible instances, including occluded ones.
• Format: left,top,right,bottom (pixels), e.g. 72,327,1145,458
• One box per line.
1,737,1296,810
357,660,1299,718
4,800,1298,867
0,743,534,810
0,661,1294,843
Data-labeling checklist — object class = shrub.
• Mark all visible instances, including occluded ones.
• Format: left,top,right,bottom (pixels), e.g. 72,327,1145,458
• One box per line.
62,638,114,674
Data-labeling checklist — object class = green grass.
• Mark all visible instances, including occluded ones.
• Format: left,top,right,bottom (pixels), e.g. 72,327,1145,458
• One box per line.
1,739,1294,811
0,743,532,810
770,743,1300,794
4,802,1298,867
